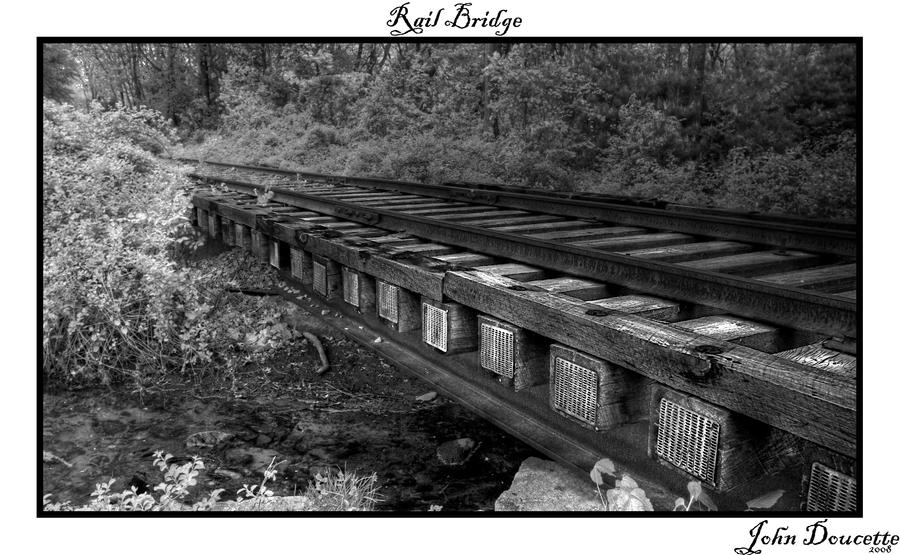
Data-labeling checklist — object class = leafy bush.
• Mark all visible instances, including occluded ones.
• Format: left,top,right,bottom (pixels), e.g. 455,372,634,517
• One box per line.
43,101,307,387
43,100,200,384
43,451,380,512
588,458,717,512
718,131,857,219
305,467,382,511
302,124,342,150
43,451,223,512
180,46,856,220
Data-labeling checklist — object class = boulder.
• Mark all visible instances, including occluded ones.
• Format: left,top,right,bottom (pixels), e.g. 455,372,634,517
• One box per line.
212,468,243,481
213,495,313,512
185,430,233,449
223,447,283,471
494,457,606,511
436,438,477,466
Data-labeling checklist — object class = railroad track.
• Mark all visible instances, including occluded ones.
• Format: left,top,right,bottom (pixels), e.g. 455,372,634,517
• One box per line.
182,157,859,513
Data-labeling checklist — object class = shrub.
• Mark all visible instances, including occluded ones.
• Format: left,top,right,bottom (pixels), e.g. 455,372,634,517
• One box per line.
43,101,306,387
302,124,342,150
718,131,857,219
43,100,200,384
43,451,380,512
306,467,382,511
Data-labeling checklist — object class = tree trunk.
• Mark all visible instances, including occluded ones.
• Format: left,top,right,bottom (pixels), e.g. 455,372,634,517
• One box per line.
129,44,143,104
166,43,177,123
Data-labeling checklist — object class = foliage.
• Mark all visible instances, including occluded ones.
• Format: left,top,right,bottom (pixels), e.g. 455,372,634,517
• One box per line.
42,101,304,387
305,467,382,511
43,44,80,103
235,457,284,509
589,458,652,511
159,42,858,218
43,451,380,512
589,457,717,512
42,100,196,384
717,131,857,220
673,480,718,512
43,451,222,512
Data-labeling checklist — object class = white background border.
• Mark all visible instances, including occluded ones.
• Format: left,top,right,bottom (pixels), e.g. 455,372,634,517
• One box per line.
9,1,890,553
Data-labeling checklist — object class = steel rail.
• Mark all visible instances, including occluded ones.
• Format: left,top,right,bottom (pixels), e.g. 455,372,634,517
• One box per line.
179,156,853,229
180,157,857,256
190,172,857,338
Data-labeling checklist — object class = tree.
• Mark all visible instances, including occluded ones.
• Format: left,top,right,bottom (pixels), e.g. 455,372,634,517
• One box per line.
42,44,79,103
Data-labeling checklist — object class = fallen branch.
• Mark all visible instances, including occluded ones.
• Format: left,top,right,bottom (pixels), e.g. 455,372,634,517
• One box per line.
324,382,364,399
303,332,330,375
225,287,282,297
43,451,73,468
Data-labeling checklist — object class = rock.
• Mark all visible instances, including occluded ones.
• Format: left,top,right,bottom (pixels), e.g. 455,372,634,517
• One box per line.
212,468,243,481
186,430,233,449
255,434,272,447
746,489,785,510
436,438,477,466
236,430,259,442
224,447,283,471
494,457,606,512
416,391,438,402
607,485,653,511
214,495,313,512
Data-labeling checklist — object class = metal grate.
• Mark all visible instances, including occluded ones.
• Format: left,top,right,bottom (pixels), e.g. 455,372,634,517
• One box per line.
553,357,598,425
423,303,449,352
378,282,399,323
656,397,720,485
480,322,514,378
807,462,857,512
290,248,302,279
313,261,327,296
342,268,359,307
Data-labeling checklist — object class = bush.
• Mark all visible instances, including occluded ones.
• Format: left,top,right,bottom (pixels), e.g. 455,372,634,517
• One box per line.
43,451,380,512
302,124,342,150
718,131,857,219
43,100,201,384
305,467,382,511
43,101,307,387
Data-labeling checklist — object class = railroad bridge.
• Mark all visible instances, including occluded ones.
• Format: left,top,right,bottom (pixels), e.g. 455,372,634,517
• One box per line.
184,158,858,513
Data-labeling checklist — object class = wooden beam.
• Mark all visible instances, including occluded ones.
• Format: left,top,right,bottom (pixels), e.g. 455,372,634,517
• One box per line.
443,270,856,456
527,277,611,300
474,263,546,281
491,220,595,233
621,241,754,262
571,232,695,251
775,342,857,376
673,315,779,352
587,295,681,321
680,250,824,276
758,264,856,292
527,226,646,241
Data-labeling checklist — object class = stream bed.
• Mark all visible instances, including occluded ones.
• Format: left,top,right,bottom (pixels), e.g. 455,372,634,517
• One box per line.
42,335,541,512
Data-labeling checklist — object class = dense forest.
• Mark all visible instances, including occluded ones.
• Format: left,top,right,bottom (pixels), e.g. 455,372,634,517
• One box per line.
43,42,857,217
